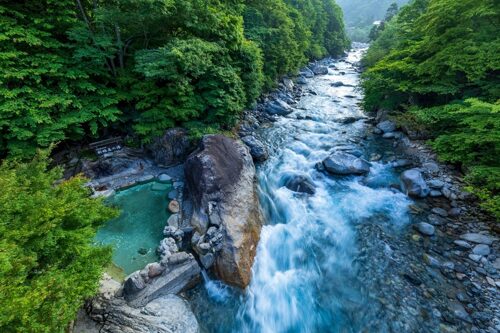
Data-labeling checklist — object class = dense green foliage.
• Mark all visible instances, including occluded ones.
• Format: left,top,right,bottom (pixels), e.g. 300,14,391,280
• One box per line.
0,152,117,332
362,0,500,218
337,0,409,41
0,0,348,157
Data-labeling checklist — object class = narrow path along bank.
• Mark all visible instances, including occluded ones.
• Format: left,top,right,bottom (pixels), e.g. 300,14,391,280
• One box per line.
187,46,499,333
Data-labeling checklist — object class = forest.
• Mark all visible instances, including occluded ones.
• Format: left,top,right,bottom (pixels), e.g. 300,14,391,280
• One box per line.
0,0,348,159
362,0,500,217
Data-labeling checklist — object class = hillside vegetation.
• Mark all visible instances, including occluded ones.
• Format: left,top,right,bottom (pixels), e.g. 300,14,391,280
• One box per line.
0,0,348,159
336,0,409,41
362,0,500,217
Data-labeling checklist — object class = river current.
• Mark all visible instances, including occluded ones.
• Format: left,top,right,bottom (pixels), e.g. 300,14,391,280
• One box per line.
187,47,447,332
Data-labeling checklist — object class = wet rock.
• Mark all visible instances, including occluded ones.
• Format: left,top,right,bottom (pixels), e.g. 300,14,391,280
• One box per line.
472,244,491,256
297,76,308,84
400,169,430,198
167,213,179,228
402,272,422,286
492,258,500,270
200,253,215,269
392,159,412,168
422,162,439,174
454,240,472,249
168,200,180,213
138,248,148,255
428,179,445,189
423,253,441,267
146,128,191,167
311,64,328,75
431,207,448,217
428,214,446,226
339,116,361,124
322,152,371,175
331,81,345,87
146,263,165,279
449,301,472,323
157,173,172,183
167,252,192,266
265,99,293,116
163,226,178,238
382,132,402,139
123,271,146,295
469,254,482,262
429,190,442,197
448,208,461,217
300,68,314,78
167,189,178,200
241,135,269,162
282,173,316,195
157,237,178,258
376,120,396,133
460,233,497,245
415,222,435,236
184,135,263,288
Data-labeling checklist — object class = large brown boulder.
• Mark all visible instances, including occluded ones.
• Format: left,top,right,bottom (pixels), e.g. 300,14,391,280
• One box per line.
184,135,263,288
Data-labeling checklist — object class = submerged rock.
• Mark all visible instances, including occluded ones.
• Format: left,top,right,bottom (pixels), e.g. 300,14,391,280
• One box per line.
400,169,430,198
322,152,371,175
282,173,316,195
184,135,263,288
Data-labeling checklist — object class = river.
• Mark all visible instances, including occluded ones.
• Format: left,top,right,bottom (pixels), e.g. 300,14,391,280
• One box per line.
186,46,493,333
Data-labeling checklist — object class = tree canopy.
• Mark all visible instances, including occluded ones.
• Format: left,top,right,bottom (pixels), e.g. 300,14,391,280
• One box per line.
0,152,117,332
0,0,348,157
362,0,500,217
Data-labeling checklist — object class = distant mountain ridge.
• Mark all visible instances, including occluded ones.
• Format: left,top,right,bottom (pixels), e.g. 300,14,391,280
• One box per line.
337,0,410,41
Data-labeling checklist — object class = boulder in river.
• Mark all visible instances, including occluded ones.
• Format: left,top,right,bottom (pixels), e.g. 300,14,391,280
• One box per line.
400,169,430,198
311,64,329,75
300,68,315,78
241,135,269,162
331,81,345,87
282,173,316,195
264,99,293,116
184,135,263,288
322,152,371,175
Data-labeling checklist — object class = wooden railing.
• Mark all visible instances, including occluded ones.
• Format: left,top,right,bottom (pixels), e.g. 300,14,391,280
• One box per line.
89,137,123,156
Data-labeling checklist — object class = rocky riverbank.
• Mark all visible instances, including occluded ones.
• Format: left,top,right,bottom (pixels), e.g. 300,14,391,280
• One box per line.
362,114,500,332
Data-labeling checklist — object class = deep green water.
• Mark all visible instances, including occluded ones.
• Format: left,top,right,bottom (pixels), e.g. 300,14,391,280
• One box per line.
95,181,172,275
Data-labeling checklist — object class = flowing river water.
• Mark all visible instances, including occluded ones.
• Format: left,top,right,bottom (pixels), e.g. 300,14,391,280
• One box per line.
186,47,484,332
